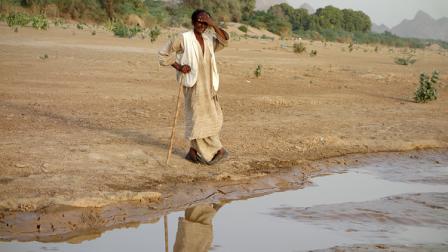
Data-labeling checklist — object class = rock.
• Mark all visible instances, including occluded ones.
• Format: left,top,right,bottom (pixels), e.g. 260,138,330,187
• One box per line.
126,14,145,28
15,163,27,168
79,145,89,152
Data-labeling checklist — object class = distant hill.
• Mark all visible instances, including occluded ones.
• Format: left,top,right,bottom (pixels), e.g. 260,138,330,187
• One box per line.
390,11,448,41
256,1,316,13
371,23,390,33
299,3,315,14
255,0,287,10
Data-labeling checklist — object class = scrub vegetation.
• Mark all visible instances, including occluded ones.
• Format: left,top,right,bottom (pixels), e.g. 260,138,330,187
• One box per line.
414,71,439,103
293,42,306,54
0,0,447,48
254,64,262,78
111,20,141,38
395,54,417,65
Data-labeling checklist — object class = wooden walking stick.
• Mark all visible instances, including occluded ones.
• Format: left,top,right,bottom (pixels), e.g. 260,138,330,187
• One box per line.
164,215,169,252
164,76,183,252
166,75,183,165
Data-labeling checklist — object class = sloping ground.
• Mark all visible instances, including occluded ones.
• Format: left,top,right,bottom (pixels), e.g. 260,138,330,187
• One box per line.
0,22,447,211
224,22,279,39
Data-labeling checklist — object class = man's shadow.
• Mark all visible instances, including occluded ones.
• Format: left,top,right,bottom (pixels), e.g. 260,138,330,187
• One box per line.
3,101,187,164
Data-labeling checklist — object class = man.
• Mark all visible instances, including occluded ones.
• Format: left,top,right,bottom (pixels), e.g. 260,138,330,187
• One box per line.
173,203,225,252
159,9,229,165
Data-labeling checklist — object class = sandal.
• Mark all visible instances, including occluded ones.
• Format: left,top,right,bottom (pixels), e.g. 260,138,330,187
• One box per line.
185,148,207,164
207,148,228,165
185,151,199,163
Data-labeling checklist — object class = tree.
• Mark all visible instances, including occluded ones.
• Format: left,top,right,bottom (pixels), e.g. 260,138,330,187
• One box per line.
290,8,309,32
267,3,310,33
265,12,292,37
342,9,371,32
181,0,245,22
103,0,114,19
267,3,294,19
315,5,343,30
246,10,269,29
306,15,320,31
240,0,255,21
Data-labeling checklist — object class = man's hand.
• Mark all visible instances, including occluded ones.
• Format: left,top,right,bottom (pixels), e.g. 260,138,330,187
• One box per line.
197,12,215,27
172,62,191,73
179,64,191,74
197,12,229,41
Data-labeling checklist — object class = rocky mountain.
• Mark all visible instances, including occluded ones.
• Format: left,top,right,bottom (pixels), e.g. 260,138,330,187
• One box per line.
255,0,287,10
390,11,448,41
371,23,390,33
299,3,315,14
256,1,315,13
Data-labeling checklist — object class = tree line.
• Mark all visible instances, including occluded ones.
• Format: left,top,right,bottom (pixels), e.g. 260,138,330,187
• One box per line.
2,0,447,48
247,3,371,37
2,1,370,34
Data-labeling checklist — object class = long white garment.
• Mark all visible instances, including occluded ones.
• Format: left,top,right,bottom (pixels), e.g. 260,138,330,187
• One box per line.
158,30,228,141
177,31,220,91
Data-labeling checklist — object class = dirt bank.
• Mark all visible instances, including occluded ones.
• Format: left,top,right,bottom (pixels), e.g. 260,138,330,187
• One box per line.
0,22,447,211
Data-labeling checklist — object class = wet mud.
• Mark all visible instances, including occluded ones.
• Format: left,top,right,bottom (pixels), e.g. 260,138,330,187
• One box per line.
1,149,447,252
0,166,312,243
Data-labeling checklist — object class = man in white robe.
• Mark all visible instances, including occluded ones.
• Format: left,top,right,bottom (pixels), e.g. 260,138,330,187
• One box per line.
159,9,229,165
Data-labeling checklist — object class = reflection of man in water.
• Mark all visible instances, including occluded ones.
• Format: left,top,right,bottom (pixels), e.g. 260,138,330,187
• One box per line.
173,203,224,252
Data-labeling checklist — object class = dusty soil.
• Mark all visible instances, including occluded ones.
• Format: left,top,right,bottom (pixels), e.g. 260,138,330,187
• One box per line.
0,22,448,212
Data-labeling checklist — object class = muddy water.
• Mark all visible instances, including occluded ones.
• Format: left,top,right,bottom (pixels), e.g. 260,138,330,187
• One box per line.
1,152,448,252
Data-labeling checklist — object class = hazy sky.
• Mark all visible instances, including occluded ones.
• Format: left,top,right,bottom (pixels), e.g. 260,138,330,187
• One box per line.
287,0,448,27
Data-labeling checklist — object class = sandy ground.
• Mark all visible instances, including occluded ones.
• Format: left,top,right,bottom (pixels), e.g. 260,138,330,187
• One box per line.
0,22,448,211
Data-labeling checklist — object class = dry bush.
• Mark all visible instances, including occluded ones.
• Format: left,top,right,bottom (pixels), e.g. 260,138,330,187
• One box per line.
293,42,306,54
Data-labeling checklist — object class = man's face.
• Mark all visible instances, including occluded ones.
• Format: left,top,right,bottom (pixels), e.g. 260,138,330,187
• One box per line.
193,13,209,34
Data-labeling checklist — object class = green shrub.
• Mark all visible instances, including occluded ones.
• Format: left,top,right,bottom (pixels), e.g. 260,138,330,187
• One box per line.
112,22,128,37
260,34,274,41
149,26,160,42
76,23,84,30
105,19,115,32
254,64,262,78
348,42,354,52
415,71,439,103
129,26,141,36
242,34,258,39
293,42,306,54
230,31,240,41
31,15,48,30
238,25,248,33
112,21,140,38
6,12,31,27
0,13,6,22
53,18,65,27
395,54,416,65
